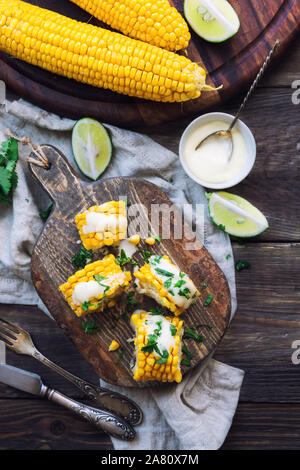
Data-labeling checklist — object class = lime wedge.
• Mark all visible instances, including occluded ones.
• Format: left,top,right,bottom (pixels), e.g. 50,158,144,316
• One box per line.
184,0,240,43
72,118,112,181
206,192,269,237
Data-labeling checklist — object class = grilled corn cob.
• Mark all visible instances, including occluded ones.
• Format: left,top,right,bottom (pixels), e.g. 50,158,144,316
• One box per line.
0,0,216,103
131,310,183,383
75,201,127,250
71,0,190,52
134,255,199,316
59,254,132,317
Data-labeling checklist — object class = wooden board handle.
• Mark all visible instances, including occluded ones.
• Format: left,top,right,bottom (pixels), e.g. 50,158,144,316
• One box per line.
28,145,85,208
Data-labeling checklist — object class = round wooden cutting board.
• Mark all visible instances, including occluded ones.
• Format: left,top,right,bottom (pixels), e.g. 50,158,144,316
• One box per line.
29,146,231,387
0,0,299,127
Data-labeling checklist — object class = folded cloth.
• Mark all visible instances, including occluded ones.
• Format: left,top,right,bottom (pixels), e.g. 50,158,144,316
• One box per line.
0,99,244,450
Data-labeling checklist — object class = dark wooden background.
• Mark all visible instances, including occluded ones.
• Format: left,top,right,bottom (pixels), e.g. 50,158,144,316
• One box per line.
0,39,299,450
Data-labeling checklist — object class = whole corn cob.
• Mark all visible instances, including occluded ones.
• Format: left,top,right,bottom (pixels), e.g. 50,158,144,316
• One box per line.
134,254,199,316
71,0,191,52
75,200,127,250
131,311,183,383
59,254,132,317
0,0,216,103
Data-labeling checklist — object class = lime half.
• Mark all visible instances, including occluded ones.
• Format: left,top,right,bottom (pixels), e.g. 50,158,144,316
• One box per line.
72,118,112,181
184,0,240,43
207,192,269,237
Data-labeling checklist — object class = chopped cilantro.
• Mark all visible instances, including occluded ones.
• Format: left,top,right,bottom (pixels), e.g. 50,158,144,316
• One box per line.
226,254,232,260
183,328,203,343
170,324,177,336
115,348,125,364
141,334,158,354
39,203,53,221
179,272,185,278
182,344,193,359
138,249,151,263
155,267,174,278
181,358,192,367
93,275,110,296
178,287,191,299
174,279,186,288
0,137,18,204
169,289,175,296
236,260,251,271
81,321,100,334
204,294,213,306
202,282,207,289
164,278,172,288
152,234,162,243
72,245,92,269
149,306,165,316
93,274,106,282
168,176,173,183
155,349,169,364
115,249,131,270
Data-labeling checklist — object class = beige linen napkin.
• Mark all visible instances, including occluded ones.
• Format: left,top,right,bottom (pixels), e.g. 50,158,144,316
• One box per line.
0,99,244,450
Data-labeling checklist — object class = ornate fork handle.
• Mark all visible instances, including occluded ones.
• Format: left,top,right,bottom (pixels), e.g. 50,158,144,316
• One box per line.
33,350,142,425
39,384,135,440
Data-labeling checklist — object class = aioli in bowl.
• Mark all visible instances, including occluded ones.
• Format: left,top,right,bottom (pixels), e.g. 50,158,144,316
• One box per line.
179,113,256,189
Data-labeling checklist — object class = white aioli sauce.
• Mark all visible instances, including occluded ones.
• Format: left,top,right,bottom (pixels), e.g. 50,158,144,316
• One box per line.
72,273,126,305
144,314,175,357
83,212,127,234
149,256,197,308
183,120,247,183
118,239,138,258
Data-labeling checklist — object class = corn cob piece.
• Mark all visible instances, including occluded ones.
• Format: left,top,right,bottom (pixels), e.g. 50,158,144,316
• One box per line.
134,255,199,316
131,310,183,383
75,200,127,250
109,340,120,351
0,0,216,103
59,254,132,317
71,0,190,52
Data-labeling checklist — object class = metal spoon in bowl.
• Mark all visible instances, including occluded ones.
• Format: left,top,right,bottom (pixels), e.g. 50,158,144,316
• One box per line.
195,40,280,159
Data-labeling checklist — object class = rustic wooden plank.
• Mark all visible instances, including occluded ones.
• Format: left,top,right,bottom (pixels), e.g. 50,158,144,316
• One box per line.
0,398,299,450
0,398,113,450
146,87,300,242
222,403,300,449
214,242,300,402
261,41,300,87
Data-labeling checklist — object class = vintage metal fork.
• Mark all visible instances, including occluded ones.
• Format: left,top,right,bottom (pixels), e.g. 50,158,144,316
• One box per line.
0,317,142,425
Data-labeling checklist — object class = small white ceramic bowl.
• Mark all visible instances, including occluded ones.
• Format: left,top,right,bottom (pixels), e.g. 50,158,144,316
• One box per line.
179,112,256,189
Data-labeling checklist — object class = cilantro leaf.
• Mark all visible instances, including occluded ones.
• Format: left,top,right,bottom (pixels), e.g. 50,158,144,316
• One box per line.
183,328,203,343
155,349,169,364
204,294,213,306
170,324,177,336
81,321,100,334
72,245,92,269
236,260,251,271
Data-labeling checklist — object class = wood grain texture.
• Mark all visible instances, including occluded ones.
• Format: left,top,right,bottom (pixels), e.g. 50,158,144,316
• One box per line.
1,398,300,450
29,145,231,387
0,0,299,126
145,87,300,242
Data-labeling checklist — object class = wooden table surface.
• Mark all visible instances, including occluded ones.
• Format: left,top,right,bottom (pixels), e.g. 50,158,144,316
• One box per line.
0,39,299,451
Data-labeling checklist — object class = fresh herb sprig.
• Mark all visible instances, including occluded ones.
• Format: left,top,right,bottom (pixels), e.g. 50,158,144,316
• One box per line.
0,137,18,204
